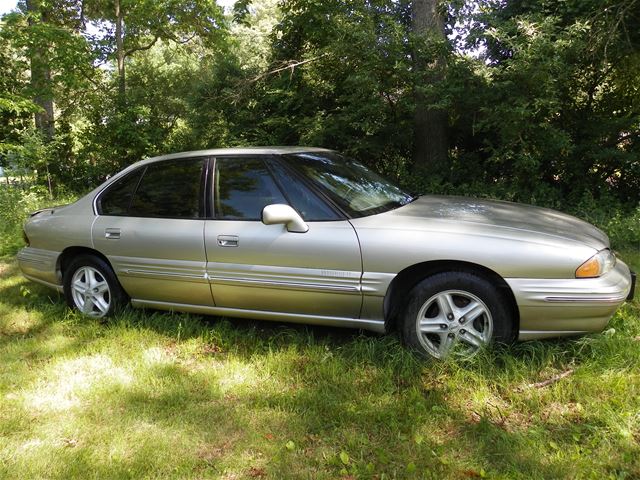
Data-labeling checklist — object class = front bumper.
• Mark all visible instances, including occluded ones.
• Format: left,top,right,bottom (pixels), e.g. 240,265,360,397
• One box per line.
506,259,633,341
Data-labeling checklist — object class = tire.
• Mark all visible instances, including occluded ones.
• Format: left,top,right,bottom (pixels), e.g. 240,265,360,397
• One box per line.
63,254,126,318
400,271,514,360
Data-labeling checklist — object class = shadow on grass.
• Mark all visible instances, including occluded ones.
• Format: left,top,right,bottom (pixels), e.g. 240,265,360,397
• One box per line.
2,258,637,478
7,342,573,479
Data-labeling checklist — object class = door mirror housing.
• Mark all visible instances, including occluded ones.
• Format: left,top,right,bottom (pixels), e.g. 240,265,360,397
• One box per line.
262,204,309,233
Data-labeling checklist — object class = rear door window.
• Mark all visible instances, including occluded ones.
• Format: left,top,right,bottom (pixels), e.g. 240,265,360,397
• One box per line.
129,158,206,219
99,169,144,216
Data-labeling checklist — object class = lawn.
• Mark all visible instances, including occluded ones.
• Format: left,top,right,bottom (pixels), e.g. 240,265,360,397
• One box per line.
0,252,638,479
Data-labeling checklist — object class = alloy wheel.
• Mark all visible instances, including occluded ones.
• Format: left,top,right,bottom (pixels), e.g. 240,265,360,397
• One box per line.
415,289,493,359
70,266,111,317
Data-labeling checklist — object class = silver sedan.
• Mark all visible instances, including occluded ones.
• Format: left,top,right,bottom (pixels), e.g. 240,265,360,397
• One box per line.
18,147,636,359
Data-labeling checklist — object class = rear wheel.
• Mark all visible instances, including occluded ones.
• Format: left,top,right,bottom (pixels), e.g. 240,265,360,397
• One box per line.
63,255,125,318
401,272,514,360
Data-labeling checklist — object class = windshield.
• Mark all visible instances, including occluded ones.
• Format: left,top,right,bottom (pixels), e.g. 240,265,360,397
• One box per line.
282,152,414,217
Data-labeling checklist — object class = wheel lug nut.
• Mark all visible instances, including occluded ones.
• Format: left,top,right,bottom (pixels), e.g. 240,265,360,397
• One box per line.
440,324,447,329
460,329,466,334
447,314,454,320
459,317,465,323
448,333,455,338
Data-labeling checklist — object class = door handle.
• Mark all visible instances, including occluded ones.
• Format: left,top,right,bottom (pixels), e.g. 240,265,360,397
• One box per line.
217,235,238,247
105,228,121,239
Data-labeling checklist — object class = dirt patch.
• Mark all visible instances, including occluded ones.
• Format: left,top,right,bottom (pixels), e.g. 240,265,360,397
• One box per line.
197,435,240,464
540,401,585,423
202,343,223,355
246,467,266,478
0,260,18,278
464,399,533,432
197,443,229,464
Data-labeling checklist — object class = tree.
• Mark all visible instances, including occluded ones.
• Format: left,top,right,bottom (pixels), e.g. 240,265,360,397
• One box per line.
84,0,225,103
411,0,449,176
0,27,40,163
1,2,95,194
213,0,415,173
25,0,55,140
433,0,640,205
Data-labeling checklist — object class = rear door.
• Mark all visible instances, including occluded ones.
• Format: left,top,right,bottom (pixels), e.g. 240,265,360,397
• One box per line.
204,155,363,318
92,157,213,306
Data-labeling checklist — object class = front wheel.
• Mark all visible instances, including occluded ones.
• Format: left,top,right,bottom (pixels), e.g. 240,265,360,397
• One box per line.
63,254,126,318
401,272,514,360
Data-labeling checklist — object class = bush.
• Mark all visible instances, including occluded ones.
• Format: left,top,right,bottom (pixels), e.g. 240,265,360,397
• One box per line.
586,206,640,251
0,185,76,256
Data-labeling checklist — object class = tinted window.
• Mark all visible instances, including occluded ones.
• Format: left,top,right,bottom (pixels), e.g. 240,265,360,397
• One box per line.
215,157,287,220
129,158,205,218
269,161,339,221
99,169,144,216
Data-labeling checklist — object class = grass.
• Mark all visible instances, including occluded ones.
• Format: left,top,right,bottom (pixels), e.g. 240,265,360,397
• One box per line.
0,252,638,479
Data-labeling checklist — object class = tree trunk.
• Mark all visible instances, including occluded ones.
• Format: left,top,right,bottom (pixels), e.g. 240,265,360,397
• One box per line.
115,0,126,101
412,0,448,175
26,0,55,141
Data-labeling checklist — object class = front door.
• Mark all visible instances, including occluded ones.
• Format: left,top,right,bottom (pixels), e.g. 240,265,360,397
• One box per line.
204,155,362,318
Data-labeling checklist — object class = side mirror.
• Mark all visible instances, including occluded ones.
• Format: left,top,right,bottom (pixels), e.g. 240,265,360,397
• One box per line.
262,204,308,233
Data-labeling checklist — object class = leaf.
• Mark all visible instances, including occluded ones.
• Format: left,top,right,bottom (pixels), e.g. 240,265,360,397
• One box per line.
414,434,424,445
549,441,559,450
285,440,295,451
407,462,416,473
339,451,350,465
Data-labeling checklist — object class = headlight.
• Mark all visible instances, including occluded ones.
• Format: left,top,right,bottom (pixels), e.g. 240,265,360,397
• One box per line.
575,249,616,278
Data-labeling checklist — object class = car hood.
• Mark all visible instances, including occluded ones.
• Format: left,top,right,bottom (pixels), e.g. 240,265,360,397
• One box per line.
384,195,609,250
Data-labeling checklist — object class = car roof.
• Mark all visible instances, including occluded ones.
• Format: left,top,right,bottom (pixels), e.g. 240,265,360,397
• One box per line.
144,146,333,163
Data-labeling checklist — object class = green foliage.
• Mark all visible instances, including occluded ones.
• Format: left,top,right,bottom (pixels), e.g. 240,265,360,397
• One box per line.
85,0,225,54
258,0,415,164
458,3,638,203
0,22,40,160
0,0,639,243
0,188,33,254
575,200,640,250
0,186,45,256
